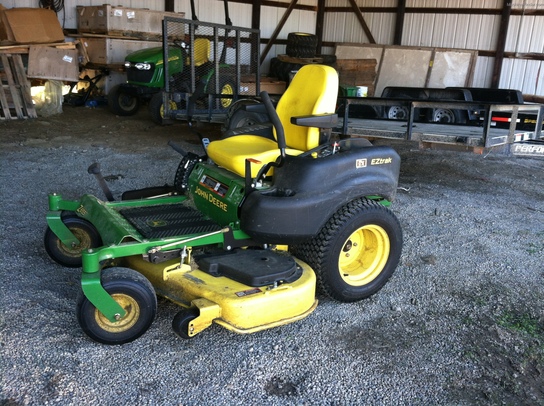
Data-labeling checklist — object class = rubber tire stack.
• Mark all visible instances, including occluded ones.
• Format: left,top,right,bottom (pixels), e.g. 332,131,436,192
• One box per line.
269,33,336,82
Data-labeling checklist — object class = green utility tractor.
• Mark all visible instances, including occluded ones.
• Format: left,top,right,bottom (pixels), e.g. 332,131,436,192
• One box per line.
44,65,403,344
108,1,261,126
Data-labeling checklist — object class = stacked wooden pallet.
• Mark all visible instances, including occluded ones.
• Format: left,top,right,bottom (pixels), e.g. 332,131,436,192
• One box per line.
0,52,36,120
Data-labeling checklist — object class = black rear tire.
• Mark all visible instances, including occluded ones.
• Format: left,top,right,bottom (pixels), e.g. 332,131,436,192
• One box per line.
291,198,402,302
76,267,157,345
44,214,102,268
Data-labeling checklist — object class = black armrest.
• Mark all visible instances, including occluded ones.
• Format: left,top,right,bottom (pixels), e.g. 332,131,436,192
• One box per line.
290,113,338,128
245,103,268,114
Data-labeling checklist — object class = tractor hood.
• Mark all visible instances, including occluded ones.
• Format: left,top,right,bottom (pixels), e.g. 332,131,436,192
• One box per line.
125,46,182,65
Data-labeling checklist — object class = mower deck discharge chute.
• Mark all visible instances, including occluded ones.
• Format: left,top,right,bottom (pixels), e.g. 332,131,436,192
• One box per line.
45,65,403,345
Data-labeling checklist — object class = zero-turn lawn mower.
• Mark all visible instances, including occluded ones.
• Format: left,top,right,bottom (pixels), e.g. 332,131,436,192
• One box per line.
44,64,403,345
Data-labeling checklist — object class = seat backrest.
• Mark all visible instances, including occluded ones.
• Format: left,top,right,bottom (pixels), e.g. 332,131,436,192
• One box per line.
275,64,338,151
193,38,211,66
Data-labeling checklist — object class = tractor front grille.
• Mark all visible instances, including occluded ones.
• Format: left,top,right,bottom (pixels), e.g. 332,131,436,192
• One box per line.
126,66,156,83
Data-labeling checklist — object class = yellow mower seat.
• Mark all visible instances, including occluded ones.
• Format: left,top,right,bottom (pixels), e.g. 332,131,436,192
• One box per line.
187,38,211,67
207,64,339,178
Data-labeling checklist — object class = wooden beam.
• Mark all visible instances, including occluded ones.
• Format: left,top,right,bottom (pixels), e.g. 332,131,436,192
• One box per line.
251,0,261,30
347,0,376,44
393,0,406,45
260,0,298,64
316,0,326,53
164,0,175,12
491,0,511,88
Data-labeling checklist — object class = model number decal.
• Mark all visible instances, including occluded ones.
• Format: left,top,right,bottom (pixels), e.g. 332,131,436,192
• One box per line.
371,157,393,165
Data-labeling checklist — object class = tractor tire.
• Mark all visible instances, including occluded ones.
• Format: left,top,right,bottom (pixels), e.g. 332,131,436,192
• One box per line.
44,214,102,268
149,92,176,125
286,32,318,58
108,84,140,116
221,99,269,134
76,267,157,345
208,75,236,110
269,57,302,82
291,198,403,302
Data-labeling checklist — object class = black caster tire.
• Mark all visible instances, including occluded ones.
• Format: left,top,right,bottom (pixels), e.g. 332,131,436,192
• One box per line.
292,198,403,302
76,267,157,345
44,214,102,268
172,308,199,339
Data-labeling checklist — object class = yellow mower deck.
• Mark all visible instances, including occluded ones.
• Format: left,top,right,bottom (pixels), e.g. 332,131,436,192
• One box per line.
122,255,317,336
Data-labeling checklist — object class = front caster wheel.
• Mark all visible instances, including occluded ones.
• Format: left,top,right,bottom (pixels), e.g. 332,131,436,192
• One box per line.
44,214,102,268
292,198,403,302
76,268,157,345
172,308,199,339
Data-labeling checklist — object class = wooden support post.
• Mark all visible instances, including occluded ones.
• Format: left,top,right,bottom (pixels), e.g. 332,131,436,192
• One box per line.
316,0,326,54
393,0,406,45
491,0,512,88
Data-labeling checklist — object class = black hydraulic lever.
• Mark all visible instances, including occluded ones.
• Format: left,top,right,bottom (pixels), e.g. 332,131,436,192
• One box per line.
87,162,114,202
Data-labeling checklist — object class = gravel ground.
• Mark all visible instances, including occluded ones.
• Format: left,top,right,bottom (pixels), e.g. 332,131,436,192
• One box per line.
1,106,543,405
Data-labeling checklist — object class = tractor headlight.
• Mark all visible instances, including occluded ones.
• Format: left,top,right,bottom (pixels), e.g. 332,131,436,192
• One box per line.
124,62,152,70
135,63,152,70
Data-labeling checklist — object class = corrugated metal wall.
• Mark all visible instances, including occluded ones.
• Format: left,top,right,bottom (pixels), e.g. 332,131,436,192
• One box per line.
2,0,542,95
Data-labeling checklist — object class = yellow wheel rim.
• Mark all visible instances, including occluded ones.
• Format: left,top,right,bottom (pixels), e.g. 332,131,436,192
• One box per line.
338,224,390,286
160,100,177,118
56,228,91,257
95,293,140,333
220,83,233,108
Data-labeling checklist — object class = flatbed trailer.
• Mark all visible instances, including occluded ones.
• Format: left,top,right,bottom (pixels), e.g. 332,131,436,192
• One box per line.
336,97,544,158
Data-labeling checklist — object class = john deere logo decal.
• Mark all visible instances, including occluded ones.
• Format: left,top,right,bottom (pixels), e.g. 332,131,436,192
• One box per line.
147,219,168,227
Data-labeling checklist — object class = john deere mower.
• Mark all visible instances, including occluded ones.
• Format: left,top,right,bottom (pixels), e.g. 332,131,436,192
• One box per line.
44,65,403,345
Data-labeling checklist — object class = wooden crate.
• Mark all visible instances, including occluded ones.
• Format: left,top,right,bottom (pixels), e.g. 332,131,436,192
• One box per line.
240,76,286,96
77,5,184,39
27,46,80,82
335,59,377,96
81,37,162,65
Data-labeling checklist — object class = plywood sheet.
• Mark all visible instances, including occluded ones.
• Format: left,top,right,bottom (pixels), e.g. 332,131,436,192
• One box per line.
335,43,383,65
375,48,432,96
428,51,476,87
335,44,477,97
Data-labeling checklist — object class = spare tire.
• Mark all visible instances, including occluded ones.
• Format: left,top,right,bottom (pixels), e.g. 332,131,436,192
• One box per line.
286,32,317,58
